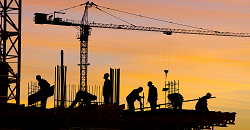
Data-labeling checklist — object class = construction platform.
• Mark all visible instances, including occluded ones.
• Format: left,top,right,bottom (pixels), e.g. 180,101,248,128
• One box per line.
0,104,236,130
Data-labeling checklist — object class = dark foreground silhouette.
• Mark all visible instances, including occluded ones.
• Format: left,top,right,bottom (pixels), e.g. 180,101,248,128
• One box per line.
28,75,54,108
69,91,97,108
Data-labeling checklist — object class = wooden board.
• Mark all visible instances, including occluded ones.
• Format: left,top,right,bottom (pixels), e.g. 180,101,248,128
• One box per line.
28,85,54,105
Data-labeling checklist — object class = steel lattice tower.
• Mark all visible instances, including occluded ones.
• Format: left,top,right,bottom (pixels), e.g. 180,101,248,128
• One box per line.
78,2,91,91
0,0,21,105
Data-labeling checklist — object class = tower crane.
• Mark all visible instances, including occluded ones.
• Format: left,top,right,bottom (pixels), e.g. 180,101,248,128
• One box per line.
34,1,250,91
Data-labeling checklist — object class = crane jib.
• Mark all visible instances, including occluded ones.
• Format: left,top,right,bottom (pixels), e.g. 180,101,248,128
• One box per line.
34,13,250,37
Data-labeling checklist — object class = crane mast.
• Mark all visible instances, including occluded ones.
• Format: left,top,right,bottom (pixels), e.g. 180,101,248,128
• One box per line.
78,2,92,91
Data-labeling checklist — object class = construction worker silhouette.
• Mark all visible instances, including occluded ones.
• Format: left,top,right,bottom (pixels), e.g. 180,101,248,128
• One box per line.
69,91,97,108
195,93,212,111
168,93,184,110
103,73,112,105
147,81,158,111
126,87,143,112
29,75,54,108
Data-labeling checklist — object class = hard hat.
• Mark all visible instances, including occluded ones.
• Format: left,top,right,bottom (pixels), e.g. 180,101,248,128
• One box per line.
104,73,109,77
36,75,41,79
148,81,153,86
206,92,212,98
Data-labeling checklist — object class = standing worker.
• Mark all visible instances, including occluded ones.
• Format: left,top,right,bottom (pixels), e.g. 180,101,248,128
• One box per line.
195,93,212,112
147,81,158,111
69,91,97,108
126,87,143,112
103,73,112,105
168,93,184,110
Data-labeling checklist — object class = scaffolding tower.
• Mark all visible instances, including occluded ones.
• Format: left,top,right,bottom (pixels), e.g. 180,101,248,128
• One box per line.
0,0,22,106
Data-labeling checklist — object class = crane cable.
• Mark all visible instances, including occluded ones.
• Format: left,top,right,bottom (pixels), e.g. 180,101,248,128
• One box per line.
168,35,170,71
96,5,211,31
164,35,171,71
51,3,214,32
50,3,135,27
49,3,86,14
94,6,136,27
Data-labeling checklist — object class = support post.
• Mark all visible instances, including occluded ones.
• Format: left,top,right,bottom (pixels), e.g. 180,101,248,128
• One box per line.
64,66,67,106
57,65,59,107
110,68,114,104
61,50,64,107
116,68,120,105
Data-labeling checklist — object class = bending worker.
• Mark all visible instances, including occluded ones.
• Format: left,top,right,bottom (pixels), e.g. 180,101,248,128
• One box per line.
69,91,97,108
168,93,184,110
126,87,143,112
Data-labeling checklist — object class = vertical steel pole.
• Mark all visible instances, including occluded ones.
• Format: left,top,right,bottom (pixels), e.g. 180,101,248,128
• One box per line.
99,85,100,105
114,69,117,104
54,66,56,107
57,65,59,107
143,92,144,111
110,68,114,104
174,80,176,93
168,81,170,103
165,80,166,108
72,85,74,103
117,68,120,105
64,66,67,106
101,85,102,104
61,50,64,107
71,85,73,104
69,84,70,106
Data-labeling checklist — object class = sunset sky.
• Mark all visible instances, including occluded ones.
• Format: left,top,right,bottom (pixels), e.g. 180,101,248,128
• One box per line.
15,0,250,129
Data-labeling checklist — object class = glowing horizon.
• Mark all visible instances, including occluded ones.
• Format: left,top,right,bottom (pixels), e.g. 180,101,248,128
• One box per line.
14,0,250,129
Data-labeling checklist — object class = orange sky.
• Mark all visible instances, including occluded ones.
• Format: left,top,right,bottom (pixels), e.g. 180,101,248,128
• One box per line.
13,0,250,129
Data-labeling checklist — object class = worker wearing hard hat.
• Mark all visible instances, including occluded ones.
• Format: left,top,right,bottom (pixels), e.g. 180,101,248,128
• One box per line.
126,87,143,112
195,93,212,112
103,73,112,105
28,75,54,109
69,91,97,108
147,81,158,112
168,93,184,110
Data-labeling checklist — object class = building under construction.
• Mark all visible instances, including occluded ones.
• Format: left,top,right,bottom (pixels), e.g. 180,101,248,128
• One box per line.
0,1,244,129
0,66,237,130
0,104,236,130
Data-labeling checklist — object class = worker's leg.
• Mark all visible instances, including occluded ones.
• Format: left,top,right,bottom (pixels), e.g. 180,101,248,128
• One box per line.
150,100,157,111
104,95,110,105
69,100,78,108
83,99,91,106
41,98,47,109
128,101,135,112
172,101,177,110
78,101,84,107
69,92,81,108
178,101,183,110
